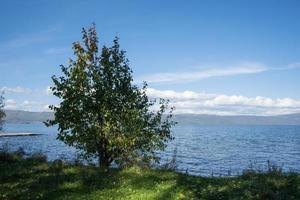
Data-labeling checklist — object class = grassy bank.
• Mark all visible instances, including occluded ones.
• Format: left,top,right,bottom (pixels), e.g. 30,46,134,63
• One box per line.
0,151,299,200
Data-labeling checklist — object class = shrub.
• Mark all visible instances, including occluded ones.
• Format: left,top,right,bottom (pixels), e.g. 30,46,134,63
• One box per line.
27,152,47,163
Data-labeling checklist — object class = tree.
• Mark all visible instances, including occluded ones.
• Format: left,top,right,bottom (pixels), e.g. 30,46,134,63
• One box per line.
46,25,176,168
0,93,5,131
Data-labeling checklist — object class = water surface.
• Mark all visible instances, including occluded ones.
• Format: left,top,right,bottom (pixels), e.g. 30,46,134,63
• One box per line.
1,123,299,176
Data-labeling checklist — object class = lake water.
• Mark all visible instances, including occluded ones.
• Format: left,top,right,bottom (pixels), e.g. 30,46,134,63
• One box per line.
1,123,300,176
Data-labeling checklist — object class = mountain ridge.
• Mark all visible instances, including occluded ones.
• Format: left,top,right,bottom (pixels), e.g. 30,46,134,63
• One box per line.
3,109,300,125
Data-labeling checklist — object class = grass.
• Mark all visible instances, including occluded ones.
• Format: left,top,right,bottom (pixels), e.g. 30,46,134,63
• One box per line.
0,151,300,200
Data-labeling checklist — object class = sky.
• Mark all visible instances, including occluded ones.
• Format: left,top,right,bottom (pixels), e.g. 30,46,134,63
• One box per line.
1,0,300,115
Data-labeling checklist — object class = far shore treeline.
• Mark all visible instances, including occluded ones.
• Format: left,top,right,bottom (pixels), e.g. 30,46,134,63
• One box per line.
3,109,300,125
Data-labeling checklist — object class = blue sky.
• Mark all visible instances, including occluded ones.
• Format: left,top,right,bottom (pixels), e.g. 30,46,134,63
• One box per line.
1,0,300,115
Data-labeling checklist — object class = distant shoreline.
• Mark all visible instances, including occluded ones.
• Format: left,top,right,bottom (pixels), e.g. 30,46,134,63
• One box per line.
4,109,300,125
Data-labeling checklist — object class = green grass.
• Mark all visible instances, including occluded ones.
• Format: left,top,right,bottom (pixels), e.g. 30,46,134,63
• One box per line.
0,152,300,200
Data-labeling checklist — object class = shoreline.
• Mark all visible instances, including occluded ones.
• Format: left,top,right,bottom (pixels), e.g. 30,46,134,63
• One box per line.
1,151,299,199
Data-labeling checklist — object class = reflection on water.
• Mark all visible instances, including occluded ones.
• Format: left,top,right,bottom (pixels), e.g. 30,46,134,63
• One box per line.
1,122,300,176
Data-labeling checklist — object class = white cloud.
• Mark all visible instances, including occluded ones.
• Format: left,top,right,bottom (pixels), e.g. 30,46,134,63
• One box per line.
20,100,48,111
146,88,214,100
0,86,32,94
3,86,300,115
4,99,51,112
137,63,267,83
202,95,300,108
4,99,17,109
45,86,52,95
282,62,300,70
1,86,55,111
43,104,51,111
146,88,300,116
0,86,55,96
137,62,300,84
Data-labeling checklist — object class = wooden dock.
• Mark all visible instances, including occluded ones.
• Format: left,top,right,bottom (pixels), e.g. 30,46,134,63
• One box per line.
0,133,42,137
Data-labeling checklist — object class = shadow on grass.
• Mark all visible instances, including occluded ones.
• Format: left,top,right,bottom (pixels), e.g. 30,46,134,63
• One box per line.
1,153,300,200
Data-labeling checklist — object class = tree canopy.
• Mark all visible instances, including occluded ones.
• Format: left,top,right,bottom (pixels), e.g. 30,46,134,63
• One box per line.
46,25,176,168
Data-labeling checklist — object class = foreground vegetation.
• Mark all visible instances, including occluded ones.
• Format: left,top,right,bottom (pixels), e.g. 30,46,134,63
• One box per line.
0,151,300,200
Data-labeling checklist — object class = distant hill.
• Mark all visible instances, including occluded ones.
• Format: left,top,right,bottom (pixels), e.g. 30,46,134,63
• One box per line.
4,110,54,123
3,109,300,125
173,113,300,125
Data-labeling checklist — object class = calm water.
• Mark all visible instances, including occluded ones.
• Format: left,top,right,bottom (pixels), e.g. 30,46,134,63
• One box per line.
1,123,300,176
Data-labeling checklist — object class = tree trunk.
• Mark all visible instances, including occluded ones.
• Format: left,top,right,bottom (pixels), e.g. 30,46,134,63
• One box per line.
97,139,112,169
98,156,110,168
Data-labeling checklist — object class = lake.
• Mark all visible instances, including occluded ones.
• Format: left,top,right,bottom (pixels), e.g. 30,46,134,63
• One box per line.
1,122,300,176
